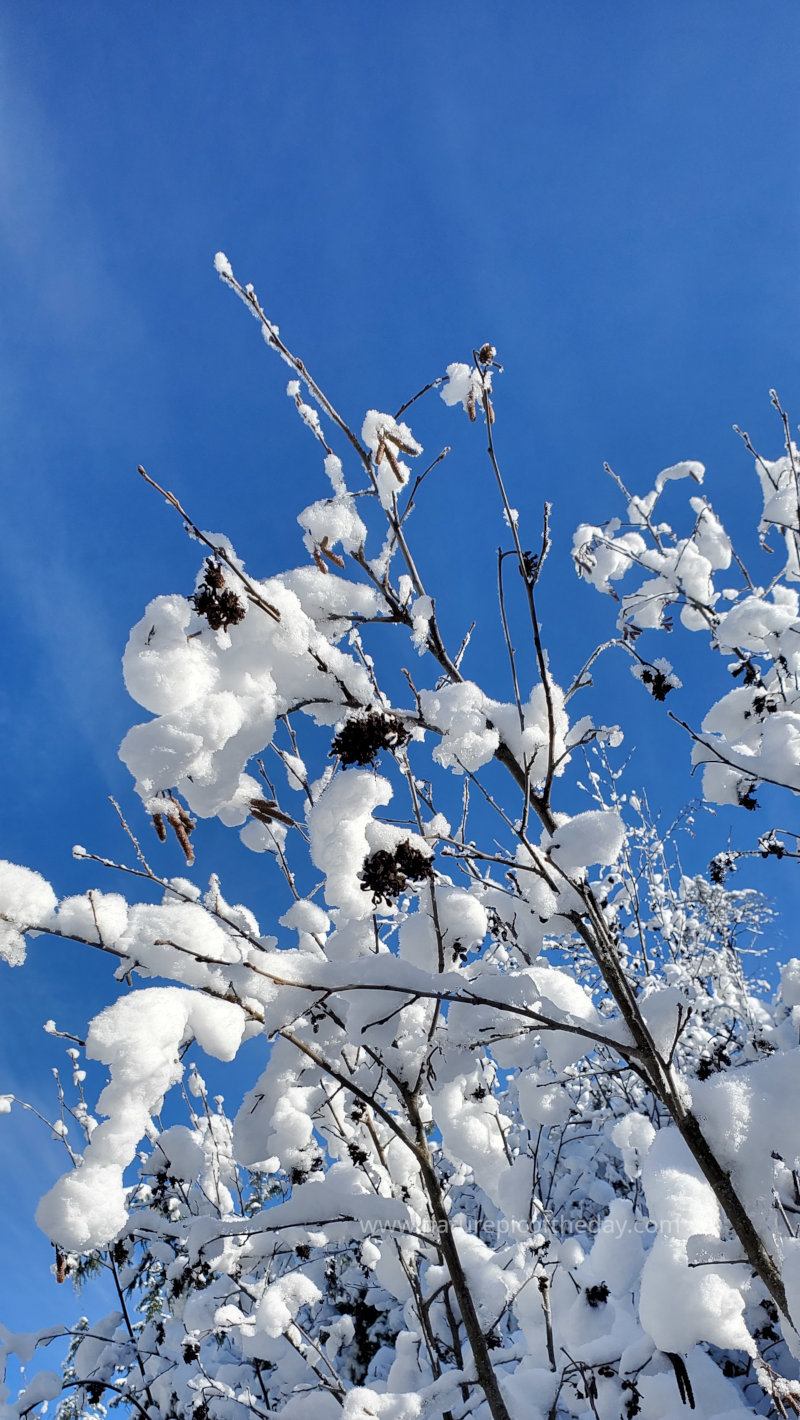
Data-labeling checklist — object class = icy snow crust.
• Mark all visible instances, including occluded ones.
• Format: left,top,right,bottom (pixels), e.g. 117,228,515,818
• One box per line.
3,299,800,1417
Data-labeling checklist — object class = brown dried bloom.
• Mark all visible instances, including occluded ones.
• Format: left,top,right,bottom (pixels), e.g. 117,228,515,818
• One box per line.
331,710,411,768
191,559,246,632
360,839,434,906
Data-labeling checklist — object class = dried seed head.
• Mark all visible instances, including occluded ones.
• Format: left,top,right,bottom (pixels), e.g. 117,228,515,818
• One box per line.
478,343,496,365
203,559,225,591
638,665,674,701
360,839,433,906
330,710,411,767
191,562,246,631
218,588,246,626
709,850,738,884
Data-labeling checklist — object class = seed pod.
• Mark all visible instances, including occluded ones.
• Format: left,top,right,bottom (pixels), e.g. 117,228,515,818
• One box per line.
384,430,420,457
250,797,296,828
382,441,404,482
168,814,195,865
319,537,346,569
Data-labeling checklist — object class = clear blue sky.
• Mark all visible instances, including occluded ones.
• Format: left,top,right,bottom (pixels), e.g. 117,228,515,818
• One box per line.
2,0,800,1345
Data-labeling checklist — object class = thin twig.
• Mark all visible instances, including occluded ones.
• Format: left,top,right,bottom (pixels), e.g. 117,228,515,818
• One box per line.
137,465,281,621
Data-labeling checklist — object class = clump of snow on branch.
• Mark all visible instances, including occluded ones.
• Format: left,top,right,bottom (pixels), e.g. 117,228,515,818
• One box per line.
36,989,246,1252
0,862,57,966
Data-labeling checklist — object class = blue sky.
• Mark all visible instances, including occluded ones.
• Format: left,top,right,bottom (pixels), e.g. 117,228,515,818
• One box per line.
2,0,800,1351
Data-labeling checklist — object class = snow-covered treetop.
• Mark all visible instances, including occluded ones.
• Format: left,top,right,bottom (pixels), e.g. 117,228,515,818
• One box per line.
2,260,800,1420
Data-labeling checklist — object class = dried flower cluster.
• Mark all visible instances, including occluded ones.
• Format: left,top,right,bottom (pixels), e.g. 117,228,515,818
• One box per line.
330,710,411,767
191,558,246,632
637,664,675,701
359,839,434,905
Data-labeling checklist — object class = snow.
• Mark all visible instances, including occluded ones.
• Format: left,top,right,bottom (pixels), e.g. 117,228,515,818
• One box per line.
517,1069,573,1128
324,452,345,492
655,459,705,492
13,1369,62,1411
573,522,647,594
577,1200,645,1297
120,558,379,826
693,1048,800,1267
155,1124,205,1181
488,679,572,783
123,593,220,716
409,593,432,653
342,1389,423,1420
0,862,57,965
55,891,128,945
308,768,394,919
279,898,330,942
690,496,732,569
36,989,246,1250
0,923,27,967
0,862,56,929
361,410,421,508
440,360,486,415
420,680,500,772
716,592,799,652
639,984,689,1057
781,959,800,1008
297,493,366,557
612,1112,656,1179
256,1272,323,1337
546,809,626,870
639,1126,754,1354
434,884,487,950
434,1069,511,1205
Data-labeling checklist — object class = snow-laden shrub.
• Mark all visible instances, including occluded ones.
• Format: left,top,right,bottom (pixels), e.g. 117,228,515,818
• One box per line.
3,265,800,1419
